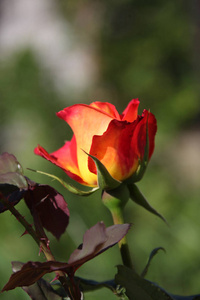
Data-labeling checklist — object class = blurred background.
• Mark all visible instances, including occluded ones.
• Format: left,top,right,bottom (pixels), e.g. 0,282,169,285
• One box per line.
0,0,200,299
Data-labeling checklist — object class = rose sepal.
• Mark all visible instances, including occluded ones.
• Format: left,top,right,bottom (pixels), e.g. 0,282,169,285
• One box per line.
84,151,122,190
128,183,167,224
102,184,130,214
27,169,98,196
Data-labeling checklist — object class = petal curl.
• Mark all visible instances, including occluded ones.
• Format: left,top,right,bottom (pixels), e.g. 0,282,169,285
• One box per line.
57,104,114,186
89,120,139,182
121,99,140,122
34,137,85,184
90,102,120,119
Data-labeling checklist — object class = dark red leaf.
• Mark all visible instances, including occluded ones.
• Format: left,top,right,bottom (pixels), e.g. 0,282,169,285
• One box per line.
0,153,69,239
0,184,26,213
24,184,69,240
2,261,66,291
2,223,130,291
11,261,62,299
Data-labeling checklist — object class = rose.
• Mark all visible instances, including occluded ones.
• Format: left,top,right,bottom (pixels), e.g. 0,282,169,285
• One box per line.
34,99,157,187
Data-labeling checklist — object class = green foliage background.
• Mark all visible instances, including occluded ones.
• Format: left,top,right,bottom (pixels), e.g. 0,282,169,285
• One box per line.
0,1,200,299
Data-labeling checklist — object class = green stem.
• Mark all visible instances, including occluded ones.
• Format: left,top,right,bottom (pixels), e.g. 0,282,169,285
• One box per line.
102,185,133,269
110,206,133,269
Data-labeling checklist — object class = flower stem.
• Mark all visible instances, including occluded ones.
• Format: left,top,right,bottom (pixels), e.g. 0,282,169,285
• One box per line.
110,205,133,269
102,185,133,269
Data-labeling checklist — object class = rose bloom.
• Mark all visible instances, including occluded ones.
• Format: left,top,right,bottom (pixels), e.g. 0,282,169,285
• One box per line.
34,99,157,187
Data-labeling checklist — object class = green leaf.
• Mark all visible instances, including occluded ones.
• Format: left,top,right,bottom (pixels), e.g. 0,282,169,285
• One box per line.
141,247,166,278
116,265,200,300
115,265,173,300
83,151,121,190
27,169,98,196
128,183,167,224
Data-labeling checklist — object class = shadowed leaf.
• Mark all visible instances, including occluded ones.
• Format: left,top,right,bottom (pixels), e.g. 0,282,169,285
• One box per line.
68,222,131,266
0,153,69,239
24,182,70,240
0,153,28,189
170,295,200,300
77,278,116,293
115,265,173,300
0,153,28,213
2,261,65,291
0,184,26,213
116,265,200,300
22,278,62,300
2,222,130,291
52,278,116,294
12,262,62,300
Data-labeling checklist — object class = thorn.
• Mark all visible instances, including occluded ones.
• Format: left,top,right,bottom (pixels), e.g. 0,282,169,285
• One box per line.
20,224,33,237
50,274,60,283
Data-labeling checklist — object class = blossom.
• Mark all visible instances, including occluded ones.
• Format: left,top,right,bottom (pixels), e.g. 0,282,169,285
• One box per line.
34,99,157,187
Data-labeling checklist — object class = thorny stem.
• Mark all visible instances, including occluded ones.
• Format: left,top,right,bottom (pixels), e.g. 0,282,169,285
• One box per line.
0,193,74,299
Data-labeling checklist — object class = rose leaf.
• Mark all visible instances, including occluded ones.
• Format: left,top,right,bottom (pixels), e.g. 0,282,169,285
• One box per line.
115,265,173,300
24,184,69,240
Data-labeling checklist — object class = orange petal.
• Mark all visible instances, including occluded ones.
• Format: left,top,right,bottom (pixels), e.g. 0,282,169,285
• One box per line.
34,137,85,185
57,104,114,186
89,120,139,182
121,99,140,122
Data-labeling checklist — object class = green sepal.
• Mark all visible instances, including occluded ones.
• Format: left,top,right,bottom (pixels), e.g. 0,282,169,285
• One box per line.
84,151,121,190
128,183,167,224
102,184,130,213
27,169,98,196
